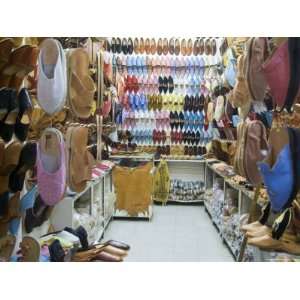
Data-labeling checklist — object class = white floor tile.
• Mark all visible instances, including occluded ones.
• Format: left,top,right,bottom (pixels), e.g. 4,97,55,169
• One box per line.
102,205,234,262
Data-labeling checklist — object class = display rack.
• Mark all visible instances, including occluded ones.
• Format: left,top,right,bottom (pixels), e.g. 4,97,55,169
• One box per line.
51,168,114,244
166,159,206,204
203,160,300,262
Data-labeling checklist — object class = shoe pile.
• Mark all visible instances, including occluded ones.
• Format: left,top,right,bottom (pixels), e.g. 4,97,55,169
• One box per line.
169,179,204,202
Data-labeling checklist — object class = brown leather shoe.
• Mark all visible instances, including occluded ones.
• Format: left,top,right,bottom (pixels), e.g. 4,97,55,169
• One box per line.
19,236,40,262
163,38,169,55
169,38,175,55
150,38,156,55
241,221,263,233
139,38,145,54
157,38,163,55
175,38,180,55
92,250,123,262
187,38,193,56
205,38,212,55
0,38,14,71
0,141,22,176
93,244,128,257
8,46,39,91
0,192,21,223
0,235,16,261
199,38,205,55
68,48,96,119
181,39,187,56
3,45,38,76
133,37,139,54
193,39,200,56
66,126,93,193
145,38,151,54
211,38,217,56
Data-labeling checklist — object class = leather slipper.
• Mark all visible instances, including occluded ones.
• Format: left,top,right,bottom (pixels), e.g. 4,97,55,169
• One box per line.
127,38,133,54
157,38,163,55
0,235,16,261
9,142,37,192
139,38,145,54
175,38,180,55
133,38,139,54
111,38,117,53
199,38,205,55
68,48,96,119
24,194,53,234
19,236,40,262
187,38,193,56
115,38,122,53
37,128,66,206
0,38,14,71
66,127,93,193
163,38,169,55
169,38,175,55
205,38,212,55
15,88,33,142
121,38,128,55
145,38,151,54
193,39,200,56
181,39,187,56
0,141,22,176
211,38,217,56
150,38,156,55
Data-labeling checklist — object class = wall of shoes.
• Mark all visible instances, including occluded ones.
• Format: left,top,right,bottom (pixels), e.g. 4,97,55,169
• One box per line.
107,37,224,159
0,37,120,262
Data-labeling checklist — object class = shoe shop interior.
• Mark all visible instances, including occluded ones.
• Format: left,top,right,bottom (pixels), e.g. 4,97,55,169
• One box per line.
1,35,300,264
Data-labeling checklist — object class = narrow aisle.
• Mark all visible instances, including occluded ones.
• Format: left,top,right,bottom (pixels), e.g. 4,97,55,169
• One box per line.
103,205,234,262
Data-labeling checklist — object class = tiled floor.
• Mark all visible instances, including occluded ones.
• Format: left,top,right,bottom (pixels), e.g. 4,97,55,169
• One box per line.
103,205,234,262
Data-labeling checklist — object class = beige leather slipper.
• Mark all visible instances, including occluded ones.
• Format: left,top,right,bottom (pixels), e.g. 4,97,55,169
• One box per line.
68,48,96,119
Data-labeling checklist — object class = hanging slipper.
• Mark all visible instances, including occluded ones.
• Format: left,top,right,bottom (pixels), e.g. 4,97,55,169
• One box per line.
9,142,37,192
68,48,96,119
66,127,93,193
0,235,16,262
37,128,66,206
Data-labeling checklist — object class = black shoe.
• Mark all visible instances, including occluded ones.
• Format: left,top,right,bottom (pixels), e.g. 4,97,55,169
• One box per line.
116,37,122,54
170,111,175,130
195,131,201,145
173,111,179,130
24,194,52,234
184,95,189,111
163,76,169,94
0,88,18,143
9,142,37,192
111,38,116,53
49,239,65,262
158,76,164,94
122,38,128,54
15,88,32,142
179,111,184,130
127,38,133,54
168,76,174,93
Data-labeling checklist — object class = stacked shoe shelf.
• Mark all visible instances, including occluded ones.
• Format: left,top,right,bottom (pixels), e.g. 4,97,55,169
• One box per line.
165,159,206,204
113,38,222,160
203,160,300,262
51,169,114,244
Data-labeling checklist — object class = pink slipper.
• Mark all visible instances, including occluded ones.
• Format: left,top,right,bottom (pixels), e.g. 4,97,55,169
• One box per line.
37,128,66,205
